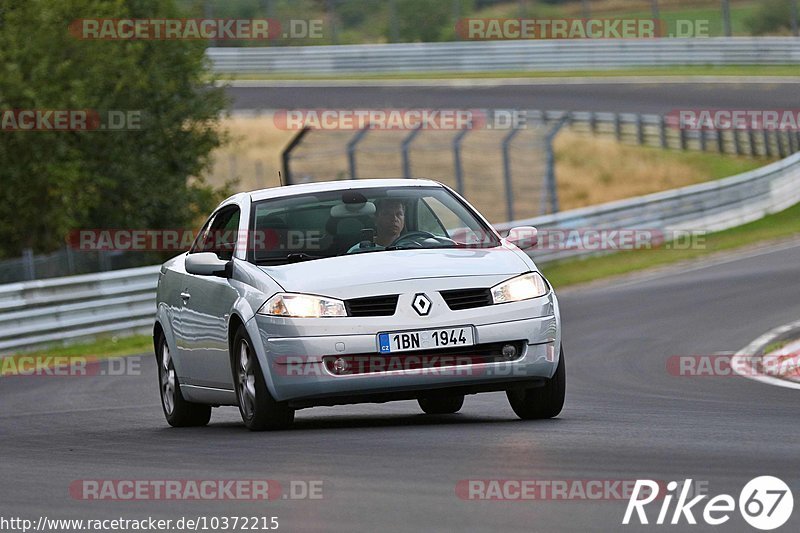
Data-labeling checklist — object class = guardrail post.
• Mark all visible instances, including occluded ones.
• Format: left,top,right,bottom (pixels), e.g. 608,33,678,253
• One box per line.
401,125,423,179
543,116,569,214
281,126,311,185
501,128,521,221
777,131,787,158
326,0,337,44
614,113,622,141
452,127,471,195
679,126,687,151
99,250,110,272
721,0,732,37
636,114,644,145
763,130,772,157
789,130,798,153
716,129,724,153
347,124,371,179
22,248,35,281
65,244,75,276
659,115,668,149
699,128,707,152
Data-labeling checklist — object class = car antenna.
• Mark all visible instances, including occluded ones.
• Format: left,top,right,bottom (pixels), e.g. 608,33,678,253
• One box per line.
278,170,284,187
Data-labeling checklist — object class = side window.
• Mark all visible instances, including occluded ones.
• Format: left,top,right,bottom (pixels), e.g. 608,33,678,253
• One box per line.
420,197,468,237
417,199,447,236
189,214,217,255
190,206,241,260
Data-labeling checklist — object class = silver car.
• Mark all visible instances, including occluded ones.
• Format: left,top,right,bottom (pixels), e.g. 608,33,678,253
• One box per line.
154,179,564,430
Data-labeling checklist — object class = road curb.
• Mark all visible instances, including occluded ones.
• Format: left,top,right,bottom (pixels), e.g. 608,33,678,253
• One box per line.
220,76,800,88
732,319,800,389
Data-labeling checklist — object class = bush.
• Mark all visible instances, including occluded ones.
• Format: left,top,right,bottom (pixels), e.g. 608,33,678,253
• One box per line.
746,0,794,35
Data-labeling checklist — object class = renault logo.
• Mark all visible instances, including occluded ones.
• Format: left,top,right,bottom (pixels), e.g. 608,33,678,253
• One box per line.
412,293,432,316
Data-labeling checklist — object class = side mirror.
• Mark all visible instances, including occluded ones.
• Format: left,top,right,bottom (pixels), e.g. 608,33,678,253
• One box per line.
185,252,231,278
506,226,538,249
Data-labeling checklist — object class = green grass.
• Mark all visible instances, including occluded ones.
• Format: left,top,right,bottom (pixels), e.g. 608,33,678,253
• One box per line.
596,6,760,37
653,148,773,181
541,201,800,287
7,335,152,360
226,65,800,81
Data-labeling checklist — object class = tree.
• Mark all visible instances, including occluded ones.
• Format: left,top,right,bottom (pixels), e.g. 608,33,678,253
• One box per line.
0,0,230,258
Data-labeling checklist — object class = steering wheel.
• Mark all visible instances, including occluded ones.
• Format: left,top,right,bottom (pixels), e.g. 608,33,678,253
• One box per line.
387,231,455,248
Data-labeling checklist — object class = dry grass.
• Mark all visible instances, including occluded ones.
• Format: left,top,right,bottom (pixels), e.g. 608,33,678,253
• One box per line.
206,114,771,222
553,129,769,209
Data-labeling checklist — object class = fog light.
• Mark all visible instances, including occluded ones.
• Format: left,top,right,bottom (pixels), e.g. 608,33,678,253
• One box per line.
501,344,517,360
332,357,350,375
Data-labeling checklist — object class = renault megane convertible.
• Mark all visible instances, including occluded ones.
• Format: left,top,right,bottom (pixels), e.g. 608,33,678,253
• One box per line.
154,179,564,430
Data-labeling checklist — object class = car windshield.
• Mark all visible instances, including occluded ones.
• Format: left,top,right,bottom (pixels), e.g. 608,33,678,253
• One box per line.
250,186,500,265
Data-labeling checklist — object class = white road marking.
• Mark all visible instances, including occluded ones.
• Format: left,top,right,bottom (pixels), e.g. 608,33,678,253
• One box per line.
732,319,800,390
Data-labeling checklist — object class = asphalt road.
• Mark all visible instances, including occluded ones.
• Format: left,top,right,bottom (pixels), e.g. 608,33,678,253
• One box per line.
227,80,800,113
2,241,799,532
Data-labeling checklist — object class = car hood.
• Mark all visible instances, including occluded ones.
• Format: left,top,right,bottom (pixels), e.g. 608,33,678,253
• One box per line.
259,247,531,295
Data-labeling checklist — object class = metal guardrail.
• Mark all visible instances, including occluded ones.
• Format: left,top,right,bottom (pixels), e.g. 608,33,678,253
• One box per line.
563,111,800,157
3,149,800,352
208,38,800,74
495,151,800,262
0,266,159,352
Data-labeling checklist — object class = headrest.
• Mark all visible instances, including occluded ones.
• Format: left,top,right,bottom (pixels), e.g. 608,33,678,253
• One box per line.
330,201,375,218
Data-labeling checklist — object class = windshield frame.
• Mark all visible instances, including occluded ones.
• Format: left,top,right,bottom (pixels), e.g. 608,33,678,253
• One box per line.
247,184,501,266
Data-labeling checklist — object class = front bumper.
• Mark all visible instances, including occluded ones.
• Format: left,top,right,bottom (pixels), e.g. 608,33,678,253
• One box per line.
249,293,560,403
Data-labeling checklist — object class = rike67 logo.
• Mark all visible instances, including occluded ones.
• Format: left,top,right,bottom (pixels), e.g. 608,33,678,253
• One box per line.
623,477,793,530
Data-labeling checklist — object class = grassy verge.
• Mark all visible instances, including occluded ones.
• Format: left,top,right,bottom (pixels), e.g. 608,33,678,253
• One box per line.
2,335,153,374
541,201,800,287
225,65,800,81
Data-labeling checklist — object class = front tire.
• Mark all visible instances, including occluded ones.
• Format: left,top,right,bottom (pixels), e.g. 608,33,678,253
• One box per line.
506,348,566,420
233,327,294,431
418,394,464,414
156,334,211,427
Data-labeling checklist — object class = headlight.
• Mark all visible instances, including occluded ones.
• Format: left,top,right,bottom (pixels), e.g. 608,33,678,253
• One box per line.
258,293,347,318
490,272,548,304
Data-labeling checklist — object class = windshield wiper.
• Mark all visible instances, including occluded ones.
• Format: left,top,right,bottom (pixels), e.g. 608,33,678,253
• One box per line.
384,243,465,251
257,252,327,265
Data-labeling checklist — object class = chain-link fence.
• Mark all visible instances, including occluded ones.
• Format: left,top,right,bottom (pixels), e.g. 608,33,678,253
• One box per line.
283,115,566,224
0,248,163,285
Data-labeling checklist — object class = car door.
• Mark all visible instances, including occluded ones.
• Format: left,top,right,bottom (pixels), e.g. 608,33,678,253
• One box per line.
178,205,242,389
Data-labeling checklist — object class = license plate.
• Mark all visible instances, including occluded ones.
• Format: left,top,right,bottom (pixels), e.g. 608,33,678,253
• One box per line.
378,326,474,354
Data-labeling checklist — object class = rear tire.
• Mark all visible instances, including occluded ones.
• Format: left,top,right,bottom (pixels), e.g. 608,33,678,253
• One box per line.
156,333,211,427
233,327,294,431
506,348,566,420
418,394,464,415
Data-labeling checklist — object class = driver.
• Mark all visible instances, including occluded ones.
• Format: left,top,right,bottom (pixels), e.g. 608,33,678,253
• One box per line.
348,198,405,252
